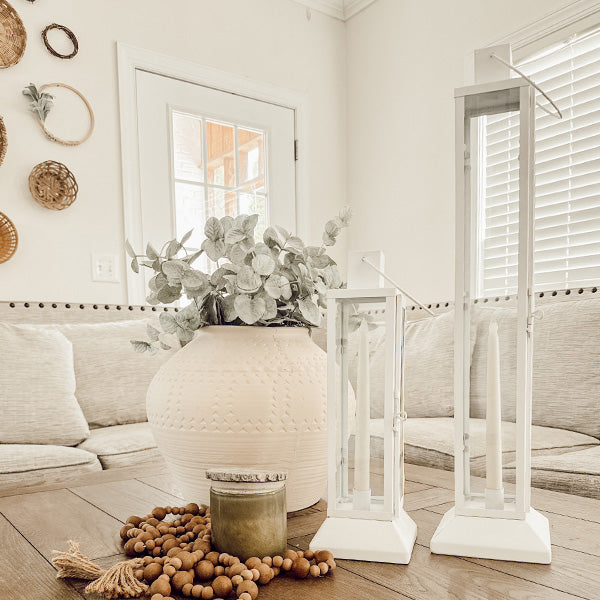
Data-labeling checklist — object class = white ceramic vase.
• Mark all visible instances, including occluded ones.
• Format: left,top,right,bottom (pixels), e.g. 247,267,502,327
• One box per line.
146,325,328,512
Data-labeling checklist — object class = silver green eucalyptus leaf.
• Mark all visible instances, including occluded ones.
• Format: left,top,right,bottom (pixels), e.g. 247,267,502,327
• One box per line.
221,295,238,322
131,340,152,353
256,292,277,320
125,239,136,258
146,324,160,342
236,265,262,293
204,217,224,242
130,257,139,274
184,249,203,265
322,264,342,288
182,270,208,291
263,226,281,248
322,232,336,246
166,239,182,259
229,243,248,265
274,225,291,242
180,229,194,245
252,254,275,276
224,227,247,244
162,259,188,283
159,341,172,351
253,242,271,255
159,311,178,334
220,215,234,233
284,236,304,255
325,220,340,237
298,296,321,326
201,238,225,262
234,294,266,324
146,243,159,260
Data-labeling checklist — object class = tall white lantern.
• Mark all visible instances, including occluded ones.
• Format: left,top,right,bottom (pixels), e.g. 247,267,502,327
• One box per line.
430,77,552,563
309,280,417,563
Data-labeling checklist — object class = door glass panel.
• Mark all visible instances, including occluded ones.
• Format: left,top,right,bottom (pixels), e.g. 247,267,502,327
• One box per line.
206,121,235,187
238,128,265,186
172,113,204,183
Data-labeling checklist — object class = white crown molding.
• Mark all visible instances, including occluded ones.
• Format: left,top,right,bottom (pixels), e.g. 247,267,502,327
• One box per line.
292,0,377,21
491,0,600,51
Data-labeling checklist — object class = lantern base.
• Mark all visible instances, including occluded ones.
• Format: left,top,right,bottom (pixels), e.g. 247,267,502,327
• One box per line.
430,506,551,563
309,509,417,564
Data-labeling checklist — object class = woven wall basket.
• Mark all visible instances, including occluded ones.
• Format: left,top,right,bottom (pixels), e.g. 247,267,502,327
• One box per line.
0,0,27,69
0,116,6,167
29,160,78,210
0,212,18,263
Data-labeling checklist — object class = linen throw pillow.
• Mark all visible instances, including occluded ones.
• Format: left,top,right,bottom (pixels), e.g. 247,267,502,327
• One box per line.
0,323,89,445
470,298,600,438
50,319,177,428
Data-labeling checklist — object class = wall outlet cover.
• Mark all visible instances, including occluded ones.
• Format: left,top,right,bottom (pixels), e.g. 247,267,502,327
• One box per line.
91,253,120,283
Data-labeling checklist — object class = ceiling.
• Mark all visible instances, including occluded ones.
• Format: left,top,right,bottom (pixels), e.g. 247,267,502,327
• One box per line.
292,0,377,21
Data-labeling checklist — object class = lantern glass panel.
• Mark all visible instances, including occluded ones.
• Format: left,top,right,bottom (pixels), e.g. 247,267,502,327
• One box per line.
331,295,401,519
461,87,524,510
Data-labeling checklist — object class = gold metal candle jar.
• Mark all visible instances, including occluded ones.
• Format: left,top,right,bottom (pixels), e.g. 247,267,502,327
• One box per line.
207,469,287,561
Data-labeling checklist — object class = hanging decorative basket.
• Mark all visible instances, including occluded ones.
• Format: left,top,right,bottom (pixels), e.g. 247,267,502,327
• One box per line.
0,1,27,69
29,160,78,210
0,212,18,263
0,116,6,167
41,23,78,59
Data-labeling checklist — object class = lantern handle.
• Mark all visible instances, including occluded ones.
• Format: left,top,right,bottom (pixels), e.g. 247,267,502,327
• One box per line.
489,53,563,120
361,257,435,316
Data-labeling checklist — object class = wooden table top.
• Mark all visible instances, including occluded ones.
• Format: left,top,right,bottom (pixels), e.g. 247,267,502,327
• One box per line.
0,462,598,600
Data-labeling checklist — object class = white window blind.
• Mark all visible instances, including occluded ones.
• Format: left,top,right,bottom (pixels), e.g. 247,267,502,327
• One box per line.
479,28,600,296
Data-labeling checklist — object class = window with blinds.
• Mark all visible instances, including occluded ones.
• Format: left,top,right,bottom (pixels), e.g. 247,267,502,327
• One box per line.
478,28,600,296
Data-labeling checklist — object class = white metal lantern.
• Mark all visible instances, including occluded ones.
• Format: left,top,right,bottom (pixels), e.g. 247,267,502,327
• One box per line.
430,77,552,563
309,274,417,563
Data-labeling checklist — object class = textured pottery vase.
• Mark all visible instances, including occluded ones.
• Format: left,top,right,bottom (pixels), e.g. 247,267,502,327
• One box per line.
146,326,328,512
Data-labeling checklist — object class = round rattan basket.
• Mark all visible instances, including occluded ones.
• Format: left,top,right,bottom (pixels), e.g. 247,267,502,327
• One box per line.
0,0,27,69
0,211,18,263
29,160,78,210
0,116,6,167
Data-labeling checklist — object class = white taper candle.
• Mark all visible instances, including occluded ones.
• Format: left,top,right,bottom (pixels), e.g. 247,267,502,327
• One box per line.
486,321,503,492
354,318,371,506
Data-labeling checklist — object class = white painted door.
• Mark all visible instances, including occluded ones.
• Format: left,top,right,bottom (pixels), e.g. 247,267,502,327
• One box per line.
134,70,296,297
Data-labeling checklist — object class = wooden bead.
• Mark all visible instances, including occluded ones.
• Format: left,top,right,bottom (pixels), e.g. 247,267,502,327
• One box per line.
191,585,203,599
169,557,183,570
134,569,144,580
186,503,200,515
201,585,214,600
281,558,293,571
272,567,280,577
147,517,160,527
238,594,252,600
192,550,205,561
205,551,220,566
309,565,321,578
172,570,194,591
153,547,162,557
218,553,230,565
143,556,154,566
159,525,170,535
163,565,176,577
256,563,272,584
214,565,225,576
304,550,314,560
178,551,196,570
165,506,172,513
212,575,233,597
261,556,272,567
236,580,258,600
245,557,261,570
182,583,194,597
283,550,298,561
176,526,186,535
318,562,328,575
146,540,156,551
292,557,310,579
134,541,145,553
149,578,171,597
127,528,141,539
240,569,253,580
144,562,163,582
250,569,260,581
162,539,178,553
195,560,215,580
127,516,143,527
229,563,246,577
120,524,134,540
326,558,336,571
150,594,164,600
314,550,333,563
296,551,304,559
231,575,243,586
272,556,283,568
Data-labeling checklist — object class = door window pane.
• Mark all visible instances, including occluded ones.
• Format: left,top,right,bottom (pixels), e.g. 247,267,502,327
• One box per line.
172,113,204,183
207,121,235,187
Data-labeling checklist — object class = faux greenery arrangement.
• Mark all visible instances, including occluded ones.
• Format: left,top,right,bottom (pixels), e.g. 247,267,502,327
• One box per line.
23,84,54,122
127,208,351,353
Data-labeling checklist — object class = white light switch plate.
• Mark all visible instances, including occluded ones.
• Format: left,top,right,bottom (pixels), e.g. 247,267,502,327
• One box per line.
91,253,120,283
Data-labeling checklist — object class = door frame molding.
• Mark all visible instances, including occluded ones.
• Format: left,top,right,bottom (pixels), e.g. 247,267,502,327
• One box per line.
116,42,309,304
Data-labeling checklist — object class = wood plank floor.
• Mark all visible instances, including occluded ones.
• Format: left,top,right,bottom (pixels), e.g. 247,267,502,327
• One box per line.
0,463,598,599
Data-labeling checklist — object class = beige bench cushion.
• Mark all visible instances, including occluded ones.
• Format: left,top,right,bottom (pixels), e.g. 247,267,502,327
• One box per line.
505,446,600,499
77,422,164,469
0,444,101,487
368,417,599,475
49,320,176,428
0,324,89,446
470,299,600,438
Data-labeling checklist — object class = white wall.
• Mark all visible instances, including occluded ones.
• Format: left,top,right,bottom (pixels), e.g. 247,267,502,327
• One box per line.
0,0,346,303
346,0,583,302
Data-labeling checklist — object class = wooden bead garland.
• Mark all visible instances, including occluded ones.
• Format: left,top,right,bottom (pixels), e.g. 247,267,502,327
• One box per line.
53,502,337,600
